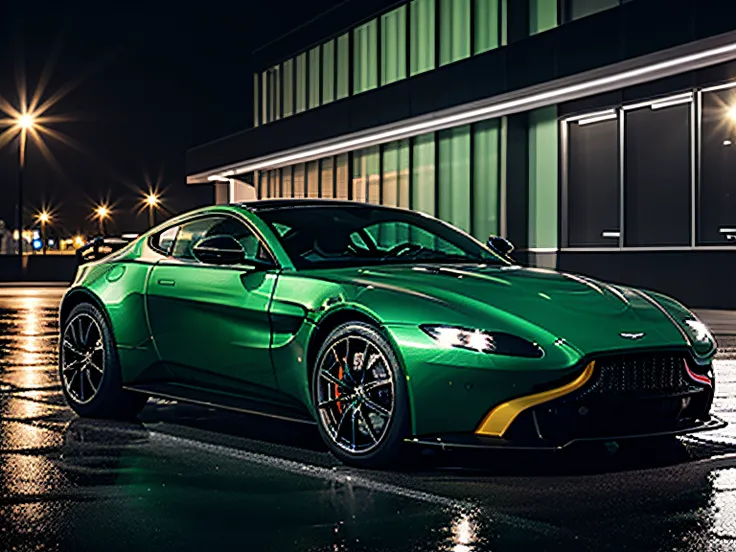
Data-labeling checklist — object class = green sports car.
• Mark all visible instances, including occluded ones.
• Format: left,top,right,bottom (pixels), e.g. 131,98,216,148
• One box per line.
58,200,723,467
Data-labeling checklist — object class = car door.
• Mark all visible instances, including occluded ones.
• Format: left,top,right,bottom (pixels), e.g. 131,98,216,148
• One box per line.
145,214,279,394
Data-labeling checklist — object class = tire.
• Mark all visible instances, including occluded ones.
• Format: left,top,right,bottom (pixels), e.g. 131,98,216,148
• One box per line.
59,302,148,419
311,321,410,468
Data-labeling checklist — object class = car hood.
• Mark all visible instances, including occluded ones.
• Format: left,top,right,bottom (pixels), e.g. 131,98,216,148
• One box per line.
309,263,691,355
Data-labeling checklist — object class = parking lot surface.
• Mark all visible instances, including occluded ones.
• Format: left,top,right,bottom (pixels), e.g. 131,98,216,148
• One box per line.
3,287,736,551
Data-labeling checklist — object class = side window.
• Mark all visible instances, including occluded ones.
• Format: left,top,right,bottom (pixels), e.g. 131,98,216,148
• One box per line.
172,218,221,260
171,216,273,264
152,225,180,255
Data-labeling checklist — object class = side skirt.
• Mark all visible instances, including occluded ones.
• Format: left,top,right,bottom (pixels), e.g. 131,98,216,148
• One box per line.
123,382,316,425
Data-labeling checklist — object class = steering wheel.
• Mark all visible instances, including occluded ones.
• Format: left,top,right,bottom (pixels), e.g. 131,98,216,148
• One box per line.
386,242,424,257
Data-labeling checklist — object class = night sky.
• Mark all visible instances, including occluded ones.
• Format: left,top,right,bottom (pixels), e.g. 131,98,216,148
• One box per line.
0,1,340,238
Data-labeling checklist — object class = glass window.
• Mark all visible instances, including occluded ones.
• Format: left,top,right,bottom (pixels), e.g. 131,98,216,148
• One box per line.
474,0,500,55
295,53,307,114
566,114,619,247
564,0,618,22
253,73,260,127
271,66,281,121
257,204,506,269
258,171,268,198
152,225,179,255
172,216,267,263
529,107,558,249
270,169,281,198
336,153,349,199
309,46,320,109
354,19,378,94
440,0,470,67
624,101,692,247
352,150,366,202
322,40,335,104
381,6,407,86
366,146,381,204
293,163,306,198
530,0,558,34
321,157,335,198
382,140,410,208
352,146,379,202
283,59,294,118
307,161,320,198
439,126,471,232
282,166,293,198
473,120,500,240
261,70,269,123
699,88,736,245
412,132,436,216
336,33,350,100
410,0,435,76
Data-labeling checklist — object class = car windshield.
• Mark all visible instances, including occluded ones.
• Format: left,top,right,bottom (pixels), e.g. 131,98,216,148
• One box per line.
256,204,507,269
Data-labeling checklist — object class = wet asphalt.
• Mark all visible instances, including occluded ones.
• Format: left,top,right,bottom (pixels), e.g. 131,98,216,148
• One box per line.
3,288,736,551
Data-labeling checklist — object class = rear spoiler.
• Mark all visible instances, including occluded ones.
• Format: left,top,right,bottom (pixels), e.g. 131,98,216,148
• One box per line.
76,235,138,265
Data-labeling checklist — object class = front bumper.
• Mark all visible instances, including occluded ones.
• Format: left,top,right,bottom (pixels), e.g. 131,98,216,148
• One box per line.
395,338,720,445
405,416,727,451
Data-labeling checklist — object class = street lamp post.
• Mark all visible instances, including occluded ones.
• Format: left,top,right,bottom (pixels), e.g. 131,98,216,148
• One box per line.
95,206,110,236
145,193,159,228
16,113,35,271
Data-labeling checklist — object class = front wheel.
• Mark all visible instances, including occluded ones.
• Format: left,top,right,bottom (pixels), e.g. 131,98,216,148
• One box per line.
59,302,148,419
312,322,410,468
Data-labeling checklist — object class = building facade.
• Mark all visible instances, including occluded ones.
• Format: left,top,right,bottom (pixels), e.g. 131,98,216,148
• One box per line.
187,0,736,308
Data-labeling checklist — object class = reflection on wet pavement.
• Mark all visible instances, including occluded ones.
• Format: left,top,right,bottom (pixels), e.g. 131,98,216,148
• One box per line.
3,287,736,551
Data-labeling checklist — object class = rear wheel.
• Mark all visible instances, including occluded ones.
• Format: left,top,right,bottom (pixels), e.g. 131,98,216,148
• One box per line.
312,322,410,468
59,302,147,419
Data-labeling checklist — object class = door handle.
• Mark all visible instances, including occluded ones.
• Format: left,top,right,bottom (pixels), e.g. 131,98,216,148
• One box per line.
158,279,176,286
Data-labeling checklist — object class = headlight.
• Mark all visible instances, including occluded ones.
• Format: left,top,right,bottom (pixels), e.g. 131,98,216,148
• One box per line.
684,319,712,342
683,318,715,353
421,325,544,358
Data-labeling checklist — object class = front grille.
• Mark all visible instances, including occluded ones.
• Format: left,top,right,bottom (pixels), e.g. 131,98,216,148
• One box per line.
579,354,691,398
520,353,713,444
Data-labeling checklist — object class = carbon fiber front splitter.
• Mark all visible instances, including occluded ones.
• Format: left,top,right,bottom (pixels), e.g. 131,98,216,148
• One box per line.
404,416,728,451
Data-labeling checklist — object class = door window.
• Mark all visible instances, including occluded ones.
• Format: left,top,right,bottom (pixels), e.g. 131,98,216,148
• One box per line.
171,216,273,264
151,225,180,255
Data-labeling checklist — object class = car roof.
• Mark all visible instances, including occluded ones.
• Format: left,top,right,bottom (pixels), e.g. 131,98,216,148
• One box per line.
237,199,402,212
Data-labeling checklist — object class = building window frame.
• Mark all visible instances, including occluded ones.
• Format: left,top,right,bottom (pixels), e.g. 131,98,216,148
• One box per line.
560,88,736,252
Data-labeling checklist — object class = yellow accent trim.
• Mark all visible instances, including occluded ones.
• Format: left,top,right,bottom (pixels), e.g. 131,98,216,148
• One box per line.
475,361,596,437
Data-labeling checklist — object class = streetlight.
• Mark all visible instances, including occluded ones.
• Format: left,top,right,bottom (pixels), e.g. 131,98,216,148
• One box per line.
94,205,110,236
145,193,159,227
15,112,36,270
35,210,50,255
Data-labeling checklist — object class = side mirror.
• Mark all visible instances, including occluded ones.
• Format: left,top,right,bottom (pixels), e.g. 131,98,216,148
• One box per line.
192,235,245,265
487,235,514,258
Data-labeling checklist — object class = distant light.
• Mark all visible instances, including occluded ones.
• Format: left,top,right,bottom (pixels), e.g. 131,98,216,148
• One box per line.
145,193,159,207
724,140,733,146
95,205,110,219
17,113,35,130
32,239,42,251
37,211,50,224
73,235,85,248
